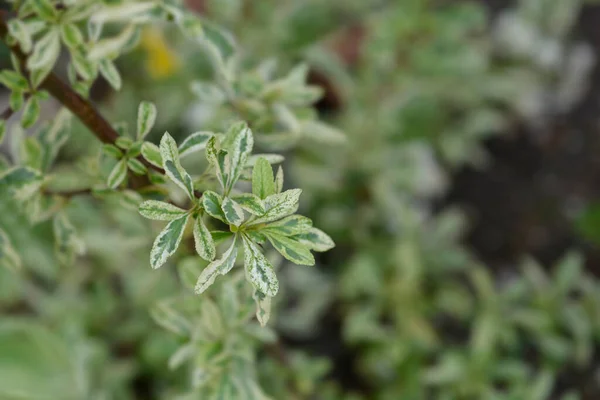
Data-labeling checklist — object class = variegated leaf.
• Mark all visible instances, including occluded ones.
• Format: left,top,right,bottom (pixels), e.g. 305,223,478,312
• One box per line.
225,122,253,191
293,227,335,252
137,101,157,140
141,141,162,168
53,212,86,266
248,189,301,225
221,196,244,226
0,166,43,200
0,227,22,271
262,215,312,236
139,200,188,221
107,158,127,189
202,190,227,222
179,131,213,158
193,216,215,261
150,214,190,269
252,289,272,327
264,232,314,266
232,193,265,215
242,235,278,296
195,237,238,294
160,132,194,199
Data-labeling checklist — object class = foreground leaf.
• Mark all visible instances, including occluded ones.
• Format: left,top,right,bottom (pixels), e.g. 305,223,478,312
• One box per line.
252,289,272,327
150,214,190,269
160,132,194,199
137,101,157,139
242,235,278,296
265,232,314,266
249,189,301,225
195,237,238,293
252,157,275,199
139,200,188,221
221,196,244,226
193,216,216,261
293,227,335,252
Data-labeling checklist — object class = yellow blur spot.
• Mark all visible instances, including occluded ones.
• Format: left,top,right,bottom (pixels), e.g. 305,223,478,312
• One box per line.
140,28,181,79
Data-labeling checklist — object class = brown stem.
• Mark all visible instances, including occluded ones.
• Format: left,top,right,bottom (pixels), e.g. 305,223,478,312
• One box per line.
0,11,163,176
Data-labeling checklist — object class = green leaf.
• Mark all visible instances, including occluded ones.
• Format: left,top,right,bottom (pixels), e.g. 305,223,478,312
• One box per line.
99,59,122,90
53,212,85,266
0,166,42,200
127,158,147,175
137,101,157,140
91,2,156,24
211,230,234,243
160,132,194,199
221,196,244,226
9,90,24,111
116,136,133,150
232,193,265,215
202,190,227,222
242,235,278,296
193,216,216,261
20,137,43,170
60,23,83,48
262,215,312,236
249,189,301,225
141,141,162,168
150,214,190,269
7,19,32,53
275,166,284,193
71,49,97,81
31,0,57,20
0,228,22,271
27,29,60,71
102,144,123,159
0,70,29,91
252,157,275,199
195,237,238,294
252,289,272,327
139,200,188,221
107,159,127,189
21,96,40,128
179,131,213,158
225,122,253,192
293,227,335,252
30,64,53,88
265,232,314,266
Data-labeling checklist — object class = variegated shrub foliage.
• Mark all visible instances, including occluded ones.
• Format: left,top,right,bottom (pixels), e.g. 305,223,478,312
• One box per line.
0,0,335,398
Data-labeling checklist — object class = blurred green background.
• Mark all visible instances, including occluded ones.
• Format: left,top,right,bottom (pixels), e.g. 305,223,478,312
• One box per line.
3,0,600,399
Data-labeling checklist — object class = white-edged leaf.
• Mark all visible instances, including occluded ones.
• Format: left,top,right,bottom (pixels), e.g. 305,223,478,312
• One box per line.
0,227,22,271
27,29,60,71
252,157,275,199
248,189,301,225
107,159,127,189
264,232,314,266
221,196,244,226
127,158,147,175
137,101,157,140
253,289,272,327
150,214,190,269
193,216,215,261
178,131,213,158
202,190,226,222
60,23,83,48
225,122,253,191
87,25,136,61
21,96,40,128
141,141,162,168
195,237,237,294
99,59,122,90
30,0,57,20
293,227,335,252
262,215,312,236
91,2,156,23
7,19,32,53
139,200,188,221
0,70,29,91
71,49,97,81
232,193,265,215
160,132,194,199
242,235,278,296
